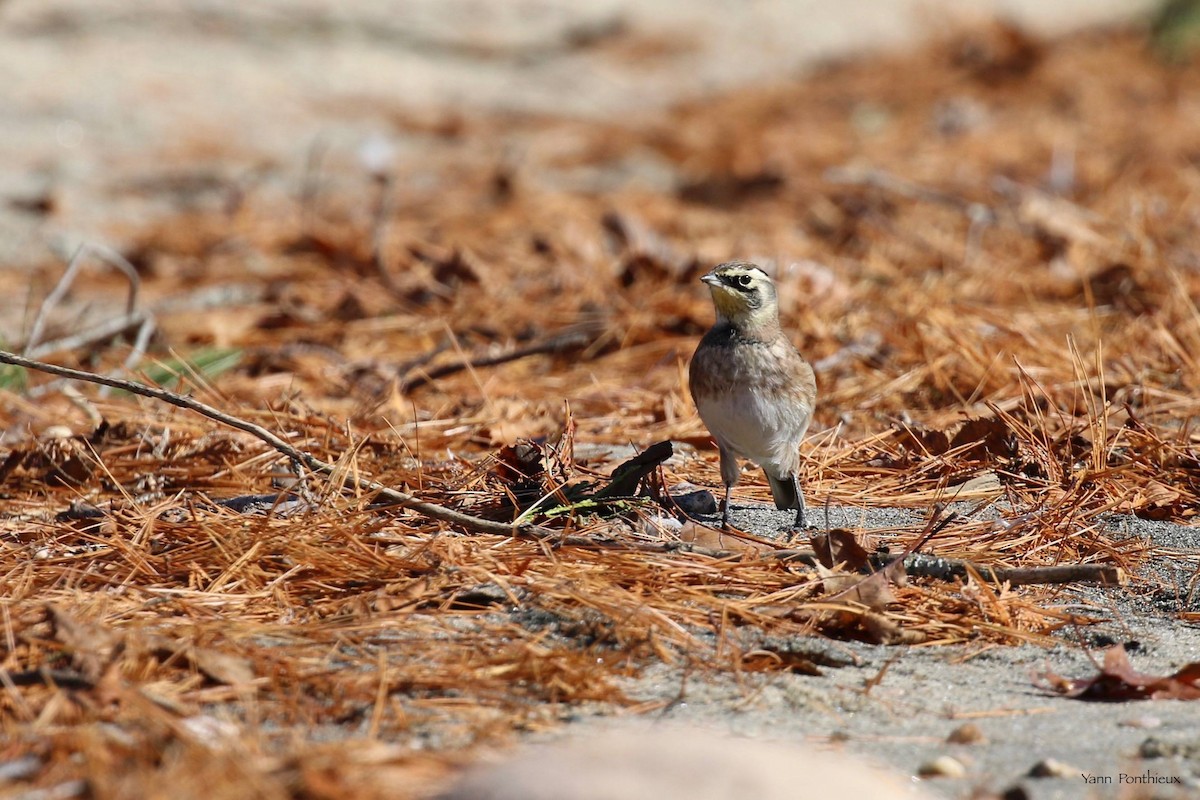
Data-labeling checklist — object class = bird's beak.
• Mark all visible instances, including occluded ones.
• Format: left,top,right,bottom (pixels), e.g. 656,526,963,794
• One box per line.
700,273,722,287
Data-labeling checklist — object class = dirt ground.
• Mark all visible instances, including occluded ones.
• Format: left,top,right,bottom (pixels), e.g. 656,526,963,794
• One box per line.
4,2,1200,800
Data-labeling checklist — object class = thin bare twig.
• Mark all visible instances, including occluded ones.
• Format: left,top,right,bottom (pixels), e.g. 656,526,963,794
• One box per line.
24,243,141,356
28,283,263,363
897,554,1126,587
26,311,151,361
562,535,1124,586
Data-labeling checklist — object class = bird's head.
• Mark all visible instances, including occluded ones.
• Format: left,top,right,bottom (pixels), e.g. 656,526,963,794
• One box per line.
700,261,780,329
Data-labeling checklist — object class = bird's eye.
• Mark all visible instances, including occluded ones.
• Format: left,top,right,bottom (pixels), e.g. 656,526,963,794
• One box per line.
736,274,753,288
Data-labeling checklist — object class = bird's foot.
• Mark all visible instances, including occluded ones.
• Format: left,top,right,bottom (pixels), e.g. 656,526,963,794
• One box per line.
781,512,817,541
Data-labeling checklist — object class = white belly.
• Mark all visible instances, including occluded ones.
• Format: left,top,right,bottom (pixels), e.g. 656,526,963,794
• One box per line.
696,387,811,474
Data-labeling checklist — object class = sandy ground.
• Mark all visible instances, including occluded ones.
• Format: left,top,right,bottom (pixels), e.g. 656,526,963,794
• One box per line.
420,493,1200,799
612,501,1200,800
4,2,1199,799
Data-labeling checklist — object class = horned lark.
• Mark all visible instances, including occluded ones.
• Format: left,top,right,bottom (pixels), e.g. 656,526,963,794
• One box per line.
688,262,817,530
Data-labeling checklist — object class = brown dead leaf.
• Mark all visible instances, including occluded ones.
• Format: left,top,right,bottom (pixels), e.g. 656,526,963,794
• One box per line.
824,569,897,610
811,531,907,608
676,522,770,555
811,529,872,571
950,417,1016,460
412,244,484,290
789,604,920,645
740,649,823,675
601,210,695,286
810,562,863,596
946,722,987,745
491,441,547,485
1084,263,1157,315
27,436,98,488
861,611,924,645
190,648,256,687
1038,646,1200,701
790,552,911,643
894,424,951,456
1114,480,1185,520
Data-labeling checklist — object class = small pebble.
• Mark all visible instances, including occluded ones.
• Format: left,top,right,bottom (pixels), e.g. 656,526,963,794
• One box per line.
1139,736,1200,759
946,722,986,745
180,715,240,745
917,755,966,778
0,756,42,782
1028,758,1076,778
641,514,684,537
1119,716,1162,729
671,485,717,515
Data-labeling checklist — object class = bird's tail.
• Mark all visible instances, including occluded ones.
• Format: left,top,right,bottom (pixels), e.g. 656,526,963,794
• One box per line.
765,471,797,510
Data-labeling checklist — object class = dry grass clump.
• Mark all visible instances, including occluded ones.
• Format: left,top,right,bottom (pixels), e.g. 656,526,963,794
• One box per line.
3,21,1200,798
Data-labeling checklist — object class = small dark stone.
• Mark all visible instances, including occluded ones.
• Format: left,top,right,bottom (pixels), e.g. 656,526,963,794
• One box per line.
672,488,717,515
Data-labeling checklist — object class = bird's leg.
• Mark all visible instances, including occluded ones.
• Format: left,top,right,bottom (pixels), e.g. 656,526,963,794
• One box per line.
790,474,808,532
717,445,740,530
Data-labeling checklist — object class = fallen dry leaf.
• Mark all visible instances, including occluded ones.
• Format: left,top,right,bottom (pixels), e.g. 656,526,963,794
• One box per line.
1038,646,1200,701
823,567,897,610
676,522,771,554
740,648,824,675
1113,480,1185,520
189,648,256,688
811,529,873,571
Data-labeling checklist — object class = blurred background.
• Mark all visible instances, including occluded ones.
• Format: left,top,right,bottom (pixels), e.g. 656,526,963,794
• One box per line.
0,0,1160,271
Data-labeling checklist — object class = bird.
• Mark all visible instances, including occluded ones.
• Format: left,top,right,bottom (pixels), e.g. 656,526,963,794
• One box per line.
688,261,817,531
